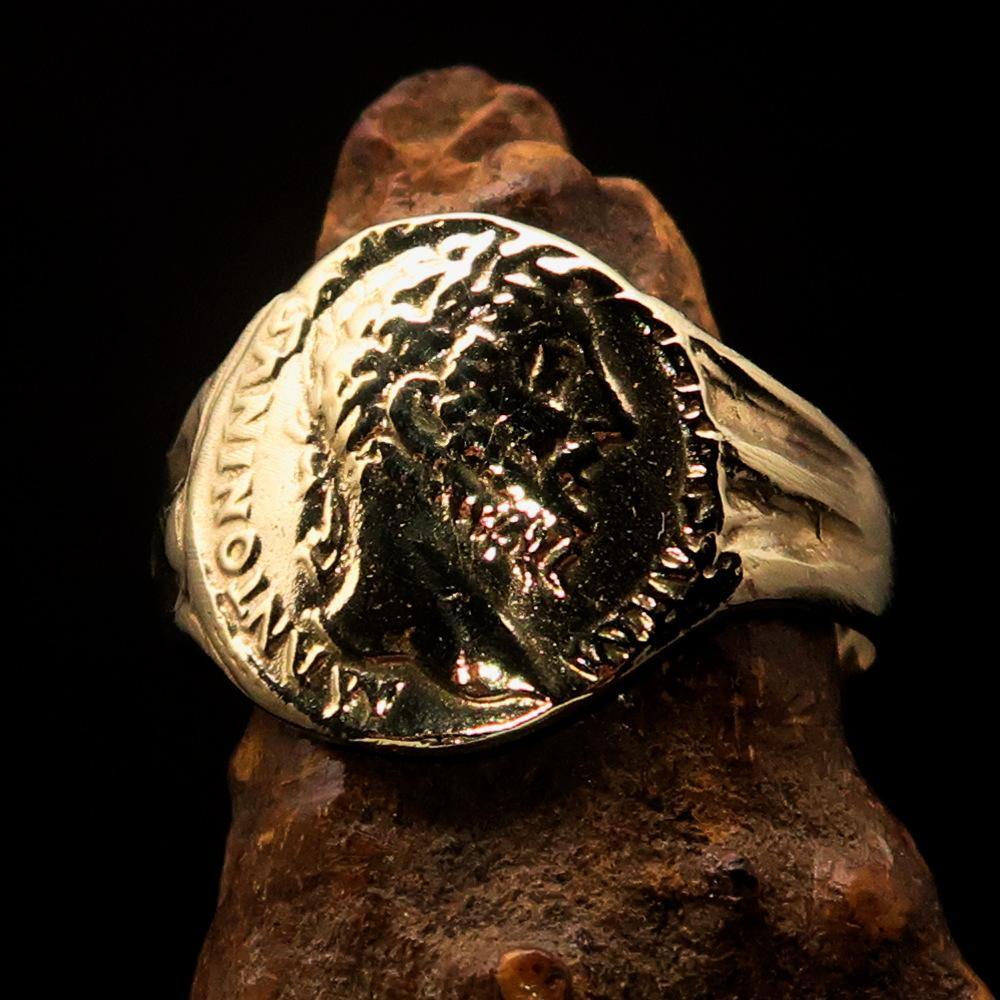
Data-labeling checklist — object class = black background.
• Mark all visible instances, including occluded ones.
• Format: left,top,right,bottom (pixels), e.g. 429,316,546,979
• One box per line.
26,8,993,997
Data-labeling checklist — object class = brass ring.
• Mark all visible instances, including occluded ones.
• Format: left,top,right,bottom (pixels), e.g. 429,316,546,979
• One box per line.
163,214,891,749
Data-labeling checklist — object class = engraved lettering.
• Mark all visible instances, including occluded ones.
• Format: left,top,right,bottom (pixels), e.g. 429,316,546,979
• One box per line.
224,388,272,443
213,471,253,525
217,527,259,575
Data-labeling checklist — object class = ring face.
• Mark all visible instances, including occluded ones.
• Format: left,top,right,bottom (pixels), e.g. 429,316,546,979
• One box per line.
169,215,743,748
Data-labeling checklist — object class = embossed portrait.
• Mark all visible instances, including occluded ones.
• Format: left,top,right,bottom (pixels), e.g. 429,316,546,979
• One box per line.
276,217,725,738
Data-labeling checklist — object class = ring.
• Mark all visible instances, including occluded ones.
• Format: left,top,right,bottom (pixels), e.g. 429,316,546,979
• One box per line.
163,213,891,750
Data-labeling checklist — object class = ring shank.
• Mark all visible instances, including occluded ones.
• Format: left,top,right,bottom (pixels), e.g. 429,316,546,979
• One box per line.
682,327,892,627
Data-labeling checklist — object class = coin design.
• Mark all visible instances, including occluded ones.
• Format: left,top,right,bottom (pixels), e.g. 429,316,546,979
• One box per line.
166,215,741,748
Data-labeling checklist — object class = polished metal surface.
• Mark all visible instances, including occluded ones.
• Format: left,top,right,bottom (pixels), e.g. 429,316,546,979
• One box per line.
164,214,891,749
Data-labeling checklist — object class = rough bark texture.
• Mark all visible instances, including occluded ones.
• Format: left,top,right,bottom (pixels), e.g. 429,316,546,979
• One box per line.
192,68,989,999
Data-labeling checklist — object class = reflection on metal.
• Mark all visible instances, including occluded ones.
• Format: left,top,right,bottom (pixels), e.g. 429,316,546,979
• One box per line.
164,214,891,749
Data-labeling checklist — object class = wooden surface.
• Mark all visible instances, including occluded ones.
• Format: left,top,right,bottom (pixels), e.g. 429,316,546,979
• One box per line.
192,68,988,999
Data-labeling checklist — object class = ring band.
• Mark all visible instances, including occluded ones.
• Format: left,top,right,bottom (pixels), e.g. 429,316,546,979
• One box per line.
163,213,891,749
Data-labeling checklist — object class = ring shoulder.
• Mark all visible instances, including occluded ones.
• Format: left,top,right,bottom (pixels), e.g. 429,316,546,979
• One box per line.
683,328,893,622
